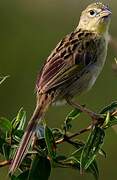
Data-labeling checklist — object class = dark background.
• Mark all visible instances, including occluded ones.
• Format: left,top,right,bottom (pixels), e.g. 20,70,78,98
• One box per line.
0,0,117,179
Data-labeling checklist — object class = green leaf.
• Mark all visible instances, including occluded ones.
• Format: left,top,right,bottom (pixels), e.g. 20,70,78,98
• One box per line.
52,128,63,140
72,147,84,159
100,103,117,129
0,137,6,154
101,109,117,129
18,171,29,180
12,170,29,180
72,150,99,180
0,75,9,85
66,108,82,119
57,147,83,168
13,129,24,142
17,111,26,131
64,148,82,165
63,156,80,168
28,155,51,180
100,102,117,128
80,126,105,171
87,159,99,180
9,147,18,160
67,157,99,180
102,111,110,127
100,102,117,114
12,108,26,131
58,148,99,180
11,175,19,180
44,125,56,160
14,129,24,138
0,117,12,137
63,108,82,131
17,157,31,174
104,115,117,128
98,149,106,158
2,143,11,160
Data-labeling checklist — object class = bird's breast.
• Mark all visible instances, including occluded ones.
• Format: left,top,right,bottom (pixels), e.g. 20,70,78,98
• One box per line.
62,36,108,97
81,36,108,92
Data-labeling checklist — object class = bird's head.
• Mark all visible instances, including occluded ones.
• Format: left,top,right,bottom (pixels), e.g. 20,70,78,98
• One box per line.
78,2,112,35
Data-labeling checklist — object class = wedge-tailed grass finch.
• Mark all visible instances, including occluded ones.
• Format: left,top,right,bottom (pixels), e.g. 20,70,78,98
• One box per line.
9,2,111,174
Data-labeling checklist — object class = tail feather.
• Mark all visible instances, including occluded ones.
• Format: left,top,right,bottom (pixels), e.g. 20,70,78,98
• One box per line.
9,94,51,175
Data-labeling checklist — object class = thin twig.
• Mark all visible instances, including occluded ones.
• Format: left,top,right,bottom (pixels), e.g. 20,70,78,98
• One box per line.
0,160,11,167
56,125,92,144
112,109,117,116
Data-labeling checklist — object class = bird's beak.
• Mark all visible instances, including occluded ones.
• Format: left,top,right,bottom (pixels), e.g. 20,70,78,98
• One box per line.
97,7,111,34
101,8,112,18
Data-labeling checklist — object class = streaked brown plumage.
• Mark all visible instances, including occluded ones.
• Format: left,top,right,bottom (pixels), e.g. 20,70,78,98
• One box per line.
36,30,106,97
9,2,111,175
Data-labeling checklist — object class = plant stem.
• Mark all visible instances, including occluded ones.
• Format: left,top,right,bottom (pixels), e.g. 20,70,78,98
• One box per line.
56,125,92,144
0,160,11,167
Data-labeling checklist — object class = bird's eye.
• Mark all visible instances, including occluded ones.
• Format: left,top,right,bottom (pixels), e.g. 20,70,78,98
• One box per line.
89,10,97,17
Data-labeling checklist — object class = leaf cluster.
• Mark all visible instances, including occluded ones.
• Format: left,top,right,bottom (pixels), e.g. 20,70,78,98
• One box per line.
0,102,117,180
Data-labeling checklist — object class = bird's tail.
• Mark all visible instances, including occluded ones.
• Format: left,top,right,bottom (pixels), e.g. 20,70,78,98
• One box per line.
9,94,51,175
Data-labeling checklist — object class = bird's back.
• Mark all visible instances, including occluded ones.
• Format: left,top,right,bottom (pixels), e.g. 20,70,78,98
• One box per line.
36,29,107,98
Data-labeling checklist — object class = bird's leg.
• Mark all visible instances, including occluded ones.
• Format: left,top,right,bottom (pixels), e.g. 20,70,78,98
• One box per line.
66,98,104,124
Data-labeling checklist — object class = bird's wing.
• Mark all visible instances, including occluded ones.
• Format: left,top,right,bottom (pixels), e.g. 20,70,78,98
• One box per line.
36,30,97,94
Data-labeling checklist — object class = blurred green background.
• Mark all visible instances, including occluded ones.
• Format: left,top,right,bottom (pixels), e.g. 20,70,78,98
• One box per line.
0,0,117,179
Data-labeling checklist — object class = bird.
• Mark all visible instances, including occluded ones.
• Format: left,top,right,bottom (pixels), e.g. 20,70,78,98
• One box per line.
9,2,112,175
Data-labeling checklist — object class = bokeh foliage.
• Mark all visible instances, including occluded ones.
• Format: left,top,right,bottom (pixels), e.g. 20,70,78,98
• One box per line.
0,79,117,180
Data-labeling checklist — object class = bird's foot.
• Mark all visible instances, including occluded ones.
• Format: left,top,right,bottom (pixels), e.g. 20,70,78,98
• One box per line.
66,98,104,125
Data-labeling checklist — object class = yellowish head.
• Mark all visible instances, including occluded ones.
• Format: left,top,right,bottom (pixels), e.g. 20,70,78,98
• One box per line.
78,2,112,35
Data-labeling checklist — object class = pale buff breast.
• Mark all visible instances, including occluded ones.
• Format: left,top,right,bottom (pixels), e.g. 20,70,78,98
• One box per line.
59,34,108,98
